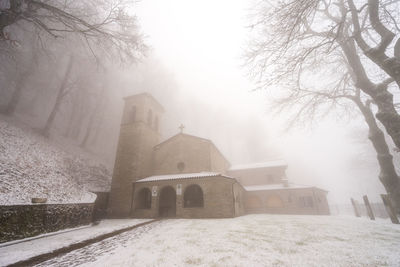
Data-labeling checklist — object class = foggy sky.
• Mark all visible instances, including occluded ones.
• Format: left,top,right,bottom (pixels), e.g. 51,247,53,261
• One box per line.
117,0,389,204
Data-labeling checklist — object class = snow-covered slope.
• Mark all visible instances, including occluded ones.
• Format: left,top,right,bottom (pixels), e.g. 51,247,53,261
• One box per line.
0,116,111,205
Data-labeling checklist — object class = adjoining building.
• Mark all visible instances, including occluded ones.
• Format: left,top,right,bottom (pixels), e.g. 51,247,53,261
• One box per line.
107,93,329,218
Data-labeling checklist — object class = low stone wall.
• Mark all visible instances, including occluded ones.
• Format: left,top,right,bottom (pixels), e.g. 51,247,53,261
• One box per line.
93,192,109,221
0,203,94,243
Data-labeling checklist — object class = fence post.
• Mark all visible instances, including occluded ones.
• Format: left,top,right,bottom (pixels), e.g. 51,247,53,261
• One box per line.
381,194,399,224
351,198,360,217
363,195,375,220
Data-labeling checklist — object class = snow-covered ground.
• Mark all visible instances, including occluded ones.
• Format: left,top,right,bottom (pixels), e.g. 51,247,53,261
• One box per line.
0,219,152,266
0,116,111,205
15,214,400,267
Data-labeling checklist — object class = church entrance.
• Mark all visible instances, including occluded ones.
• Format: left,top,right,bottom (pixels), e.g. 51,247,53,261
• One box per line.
159,186,176,217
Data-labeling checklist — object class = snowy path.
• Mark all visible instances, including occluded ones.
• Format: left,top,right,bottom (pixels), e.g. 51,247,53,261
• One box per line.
0,219,152,266
25,215,400,266
36,220,164,267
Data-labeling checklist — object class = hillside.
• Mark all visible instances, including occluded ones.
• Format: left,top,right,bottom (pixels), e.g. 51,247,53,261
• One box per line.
0,116,111,205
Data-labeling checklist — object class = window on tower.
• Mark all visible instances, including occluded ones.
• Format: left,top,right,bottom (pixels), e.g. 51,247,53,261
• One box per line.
128,106,136,123
154,116,159,131
147,109,153,126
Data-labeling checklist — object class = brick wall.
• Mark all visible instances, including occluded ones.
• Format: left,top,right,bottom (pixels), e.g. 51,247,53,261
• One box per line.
0,203,93,243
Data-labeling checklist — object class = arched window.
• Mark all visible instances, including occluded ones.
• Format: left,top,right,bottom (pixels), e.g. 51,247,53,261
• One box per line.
184,184,204,208
154,116,159,131
136,188,151,209
128,106,136,123
147,109,153,126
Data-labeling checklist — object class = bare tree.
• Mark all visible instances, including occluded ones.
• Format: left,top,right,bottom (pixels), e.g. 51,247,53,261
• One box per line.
0,0,145,62
0,0,145,119
246,0,400,212
41,54,74,137
1,47,37,114
272,75,400,213
80,78,107,148
246,0,400,150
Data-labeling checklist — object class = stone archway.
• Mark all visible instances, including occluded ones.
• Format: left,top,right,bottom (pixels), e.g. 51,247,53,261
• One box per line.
159,186,176,217
245,195,263,213
246,195,263,209
266,195,284,208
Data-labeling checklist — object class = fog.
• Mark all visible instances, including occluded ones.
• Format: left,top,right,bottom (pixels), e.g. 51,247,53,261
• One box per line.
1,0,395,206
130,0,390,205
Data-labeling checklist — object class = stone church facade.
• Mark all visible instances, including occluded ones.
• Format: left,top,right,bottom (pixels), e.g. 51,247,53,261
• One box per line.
108,93,330,218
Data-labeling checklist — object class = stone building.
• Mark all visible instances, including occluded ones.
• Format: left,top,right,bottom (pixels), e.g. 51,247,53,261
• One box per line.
108,93,329,218
228,162,330,215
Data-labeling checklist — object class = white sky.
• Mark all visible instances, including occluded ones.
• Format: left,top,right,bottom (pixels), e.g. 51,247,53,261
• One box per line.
133,0,387,204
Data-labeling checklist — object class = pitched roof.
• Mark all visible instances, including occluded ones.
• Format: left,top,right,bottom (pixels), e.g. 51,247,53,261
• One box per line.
244,183,328,192
229,160,287,171
154,133,210,149
154,133,230,166
136,172,234,183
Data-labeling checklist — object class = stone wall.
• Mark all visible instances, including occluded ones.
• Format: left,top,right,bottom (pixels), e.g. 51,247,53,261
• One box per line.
133,176,240,218
227,166,287,186
108,93,163,217
0,203,93,243
93,192,109,220
244,187,330,215
152,134,230,175
233,182,246,216
209,143,230,174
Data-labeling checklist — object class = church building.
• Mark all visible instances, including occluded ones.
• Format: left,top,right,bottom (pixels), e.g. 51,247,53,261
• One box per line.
108,93,330,218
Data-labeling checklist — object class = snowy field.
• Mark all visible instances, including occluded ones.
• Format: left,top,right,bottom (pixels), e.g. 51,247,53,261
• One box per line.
34,214,400,267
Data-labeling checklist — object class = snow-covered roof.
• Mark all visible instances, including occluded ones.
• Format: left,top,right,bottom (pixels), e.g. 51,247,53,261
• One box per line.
229,160,287,171
136,172,233,183
244,183,312,191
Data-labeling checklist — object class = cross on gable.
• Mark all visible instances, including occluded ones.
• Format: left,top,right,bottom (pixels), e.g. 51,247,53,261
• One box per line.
179,124,185,133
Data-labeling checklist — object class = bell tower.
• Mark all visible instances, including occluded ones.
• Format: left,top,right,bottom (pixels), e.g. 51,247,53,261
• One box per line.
108,93,164,217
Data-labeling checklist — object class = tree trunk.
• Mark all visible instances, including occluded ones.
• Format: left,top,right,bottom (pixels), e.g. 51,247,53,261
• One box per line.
348,0,400,88
64,91,82,138
1,56,35,115
89,104,106,147
70,93,86,140
42,55,74,137
353,97,400,214
2,75,25,115
341,38,400,151
80,85,106,148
